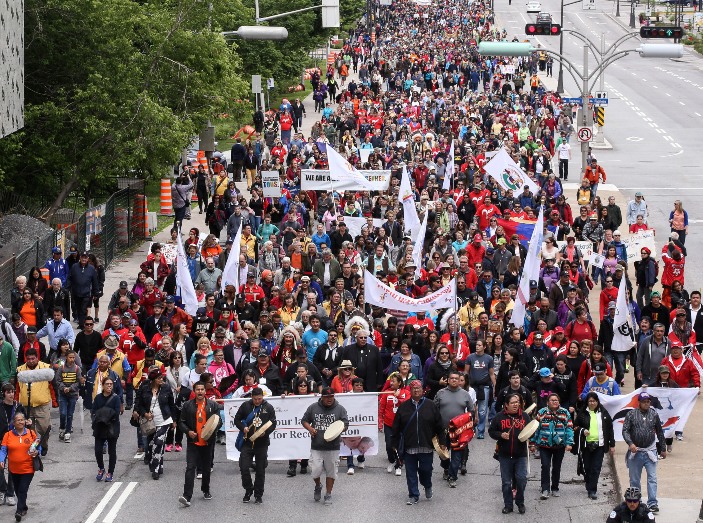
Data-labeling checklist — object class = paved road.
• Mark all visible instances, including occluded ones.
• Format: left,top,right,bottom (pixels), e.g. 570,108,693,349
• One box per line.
14,417,617,522
497,0,703,285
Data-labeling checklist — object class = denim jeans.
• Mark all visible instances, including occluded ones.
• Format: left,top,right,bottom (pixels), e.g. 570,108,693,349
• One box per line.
627,450,658,508
499,456,527,507
9,472,33,513
605,351,628,385
476,386,491,436
345,454,365,469
0,458,14,496
402,452,433,498
539,446,566,492
440,433,463,480
58,393,78,433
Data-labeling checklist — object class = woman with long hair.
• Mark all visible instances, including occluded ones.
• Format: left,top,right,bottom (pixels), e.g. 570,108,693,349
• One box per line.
425,345,454,399
577,346,612,396
91,377,121,484
12,287,45,330
133,367,174,481
564,340,586,377
495,348,530,393
164,351,187,453
572,392,615,500
669,200,689,245
26,267,48,300
502,256,522,289
388,339,423,380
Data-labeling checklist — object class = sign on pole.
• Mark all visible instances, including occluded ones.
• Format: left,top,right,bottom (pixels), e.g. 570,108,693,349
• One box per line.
261,170,281,198
582,0,596,9
267,78,275,89
577,127,593,142
251,74,262,94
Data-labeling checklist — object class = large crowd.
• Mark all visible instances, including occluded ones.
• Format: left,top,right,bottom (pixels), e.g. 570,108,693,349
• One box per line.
0,0,699,521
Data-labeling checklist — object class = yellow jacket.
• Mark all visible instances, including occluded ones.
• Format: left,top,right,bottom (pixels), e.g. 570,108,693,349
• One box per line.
16,362,55,407
458,303,485,330
278,306,300,326
132,359,164,388
95,349,128,379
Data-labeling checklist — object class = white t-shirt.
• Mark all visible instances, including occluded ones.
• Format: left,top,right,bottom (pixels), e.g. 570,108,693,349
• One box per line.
557,143,571,160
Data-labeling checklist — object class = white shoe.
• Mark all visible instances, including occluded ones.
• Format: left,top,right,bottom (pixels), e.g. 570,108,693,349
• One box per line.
6,495,16,506
58,430,65,441
64,433,71,443
356,462,365,470
387,463,395,473
395,467,402,476
347,468,354,475
196,473,202,479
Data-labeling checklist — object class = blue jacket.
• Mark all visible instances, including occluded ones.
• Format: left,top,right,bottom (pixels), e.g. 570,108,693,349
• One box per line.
85,368,124,409
44,257,69,286
389,353,424,381
531,406,574,448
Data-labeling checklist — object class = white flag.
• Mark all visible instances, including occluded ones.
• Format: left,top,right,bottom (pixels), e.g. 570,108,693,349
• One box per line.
221,223,242,294
598,387,699,439
327,145,376,191
443,140,454,191
175,229,198,315
364,270,456,312
612,277,635,352
510,208,544,328
484,148,540,194
400,165,420,235
412,211,428,279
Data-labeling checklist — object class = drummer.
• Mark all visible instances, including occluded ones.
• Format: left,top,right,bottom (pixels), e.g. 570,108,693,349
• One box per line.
488,392,533,515
233,387,277,504
178,381,222,508
301,387,349,505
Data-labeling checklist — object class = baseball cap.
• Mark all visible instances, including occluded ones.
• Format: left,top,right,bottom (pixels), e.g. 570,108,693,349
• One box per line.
321,387,335,397
119,281,128,289
553,326,564,334
26,326,37,334
496,238,507,245
164,295,175,303
529,280,538,289
300,275,311,282
635,191,643,197
236,293,246,300
650,290,661,298
539,368,552,378
52,247,62,254
608,301,616,309
486,247,495,255
534,333,544,340
153,301,164,308
593,362,606,373
638,392,651,401
473,234,482,242
658,365,670,374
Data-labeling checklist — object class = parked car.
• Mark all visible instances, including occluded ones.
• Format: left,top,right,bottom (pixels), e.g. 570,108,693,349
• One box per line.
526,1,542,13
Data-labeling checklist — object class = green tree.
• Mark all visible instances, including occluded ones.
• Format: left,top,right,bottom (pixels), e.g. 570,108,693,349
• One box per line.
0,0,247,219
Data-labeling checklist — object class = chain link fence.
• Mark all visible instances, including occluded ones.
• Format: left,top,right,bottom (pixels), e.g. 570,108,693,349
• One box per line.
0,182,146,308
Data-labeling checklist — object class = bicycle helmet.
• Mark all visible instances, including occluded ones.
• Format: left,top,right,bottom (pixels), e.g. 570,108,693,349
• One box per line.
624,487,641,501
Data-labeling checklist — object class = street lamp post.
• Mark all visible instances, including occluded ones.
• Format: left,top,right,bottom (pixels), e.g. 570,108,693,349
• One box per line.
558,0,565,92
617,0,621,17
478,40,683,171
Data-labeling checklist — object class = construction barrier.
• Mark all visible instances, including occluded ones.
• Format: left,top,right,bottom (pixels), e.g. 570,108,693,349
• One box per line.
115,208,129,247
133,194,149,239
160,179,173,216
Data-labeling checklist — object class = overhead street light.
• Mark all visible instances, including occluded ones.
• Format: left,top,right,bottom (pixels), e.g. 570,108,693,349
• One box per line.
637,43,684,58
222,26,289,40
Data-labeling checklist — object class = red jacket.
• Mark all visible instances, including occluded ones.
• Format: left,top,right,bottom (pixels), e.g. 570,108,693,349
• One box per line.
119,328,147,366
140,254,169,287
662,354,700,388
378,387,411,429
599,287,618,320
466,243,486,267
661,253,685,287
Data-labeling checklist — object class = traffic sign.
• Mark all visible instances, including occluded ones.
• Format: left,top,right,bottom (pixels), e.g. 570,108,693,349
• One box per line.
561,97,608,106
591,98,608,106
582,0,596,10
577,127,593,142
562,97,582,105
594,91,607,100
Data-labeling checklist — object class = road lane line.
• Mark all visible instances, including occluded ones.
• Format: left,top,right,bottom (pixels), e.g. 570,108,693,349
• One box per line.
680,102,686,105
696,112,702,116
85,483,123,523
663,136,673,141
656,129,664,133
665,93,671,96
672,143,681,148
102,482,139,523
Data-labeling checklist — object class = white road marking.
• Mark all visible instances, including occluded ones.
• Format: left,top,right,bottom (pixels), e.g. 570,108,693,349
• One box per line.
656,129,664,134
626,137,643,141
680,101,686,106
665,93,672,97
85,483,123,523
660,150,685,158
696,112,702,117
652,85,658,89
663,136,673,141
102,482,139,523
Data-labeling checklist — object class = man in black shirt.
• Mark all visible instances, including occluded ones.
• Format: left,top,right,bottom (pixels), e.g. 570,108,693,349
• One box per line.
74,316,103,374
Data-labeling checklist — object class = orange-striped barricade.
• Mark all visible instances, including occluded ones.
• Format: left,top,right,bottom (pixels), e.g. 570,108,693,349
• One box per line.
160,179,173,216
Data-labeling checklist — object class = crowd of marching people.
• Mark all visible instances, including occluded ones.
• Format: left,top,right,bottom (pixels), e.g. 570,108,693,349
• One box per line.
0,0,700,520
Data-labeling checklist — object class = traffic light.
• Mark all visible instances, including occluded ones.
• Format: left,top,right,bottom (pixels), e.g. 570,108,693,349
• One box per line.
525,23,561,36
640,26,683,39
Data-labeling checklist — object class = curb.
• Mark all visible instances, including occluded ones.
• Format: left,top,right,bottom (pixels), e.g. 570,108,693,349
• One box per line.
605,13,634,33
607,451,624,505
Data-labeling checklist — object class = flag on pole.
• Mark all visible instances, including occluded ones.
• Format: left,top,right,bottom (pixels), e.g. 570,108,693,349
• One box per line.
510,208,544,328
327,145,376,191
175,229,198,315
400,165,420,235
221,223,242,294
612,276,636,352
442,140,455,191
412,211,428,279
484,148,540,194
